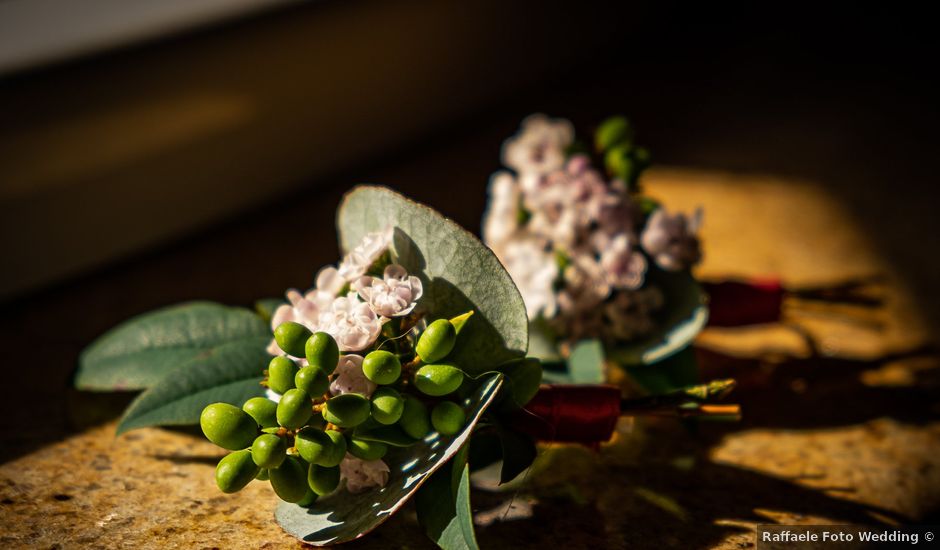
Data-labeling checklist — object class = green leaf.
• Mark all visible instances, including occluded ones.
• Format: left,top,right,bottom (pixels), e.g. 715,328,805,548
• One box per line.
567,339,605,384
606,269,708,366
337,186,528,374
275,374,502,546
625,345,699,394
77,301,269,391
116,337,270,434
416,443,479,550
497,426,537,484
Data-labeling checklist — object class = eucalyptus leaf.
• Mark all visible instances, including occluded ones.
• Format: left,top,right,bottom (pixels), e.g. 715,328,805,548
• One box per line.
116,337,270,434
567,339,606,384
77,301,269,391
337,186,528,374
497,426,537,485
606,269,708,366
416,443,479,550
275,374,502,545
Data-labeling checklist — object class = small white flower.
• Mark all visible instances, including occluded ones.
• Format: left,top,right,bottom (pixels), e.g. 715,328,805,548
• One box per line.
482,171,521,247
319,294,383,352
640,208,703,271
354,264,423,318
265,388,282,403
267,288,322,356
556,251,611,315
339,455,390,493
600,234,647,290
337,228,393,281
500,238,558,319
501,114,574,176
329,354,376,397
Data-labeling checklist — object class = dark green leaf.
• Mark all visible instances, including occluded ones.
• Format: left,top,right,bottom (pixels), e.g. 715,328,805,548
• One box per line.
497,426,537,484
77,301,269,391
116,337,270,434
275,374,502,545
337,186,528,374
625,345,699,394
416,443,478,550
567,339,606,384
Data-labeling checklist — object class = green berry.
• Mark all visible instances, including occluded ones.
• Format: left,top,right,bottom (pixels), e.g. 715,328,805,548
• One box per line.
256,469,270,481
270,455,309,503
307,464,341,496
251,434,287,469
416,319,457,363
323,393,370,428
276,389,312,429
297,488,318,507
305,332,339,374
243,397,278,428
295,365,329,397
215,450,259,493
414,364,464,396
347,437,387,460
200,403,257,450
370,387,404,425
267,356,298,394
274,322,312,357
295,428,345,467
362,350,401,385
431,401,466,435
399,396,430,439
595,115,633,152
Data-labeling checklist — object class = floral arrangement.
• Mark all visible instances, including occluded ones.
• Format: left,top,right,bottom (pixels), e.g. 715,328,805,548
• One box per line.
75,185,736,547
483,115,708,386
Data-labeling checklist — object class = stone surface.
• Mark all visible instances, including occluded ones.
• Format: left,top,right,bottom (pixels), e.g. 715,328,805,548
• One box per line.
1,169,938,548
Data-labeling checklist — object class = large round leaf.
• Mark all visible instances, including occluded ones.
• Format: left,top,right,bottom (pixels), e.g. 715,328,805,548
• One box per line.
337,186,528,374
275,374,503,545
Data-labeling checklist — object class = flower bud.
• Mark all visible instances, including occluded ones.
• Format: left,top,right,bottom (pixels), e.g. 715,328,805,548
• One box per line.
594,115,633,153
431,401,466,436
270,455,309,503
276,389,312,429
274,321,312,357
305,332,340,375
399,396,430,439
362,350,401,385
307,464,341,496
215,450,259,493
267,356,298,394
414,364,464,396
295,365,329,397
416,319,457,363
200,403,258,451
323,393,371,428
295,427,346,467
347,437,388,461
242,397,278,429
370,387,404,425
251,433,287,469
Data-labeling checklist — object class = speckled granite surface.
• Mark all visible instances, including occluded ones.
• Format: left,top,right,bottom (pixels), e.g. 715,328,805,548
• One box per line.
1,171,938,548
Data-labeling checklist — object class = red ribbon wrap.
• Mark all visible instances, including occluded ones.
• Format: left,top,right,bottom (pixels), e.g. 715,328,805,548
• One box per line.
510,384,622,443
704,278,784,327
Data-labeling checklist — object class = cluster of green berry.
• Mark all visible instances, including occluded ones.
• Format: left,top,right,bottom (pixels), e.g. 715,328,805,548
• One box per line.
199,312,474,506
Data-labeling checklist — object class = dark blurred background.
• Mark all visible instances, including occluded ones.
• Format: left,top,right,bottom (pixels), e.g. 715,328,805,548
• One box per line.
1,0,938,459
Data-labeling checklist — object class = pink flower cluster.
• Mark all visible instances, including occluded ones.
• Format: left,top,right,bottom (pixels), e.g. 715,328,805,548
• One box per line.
266,228,424,492
484,114,702,342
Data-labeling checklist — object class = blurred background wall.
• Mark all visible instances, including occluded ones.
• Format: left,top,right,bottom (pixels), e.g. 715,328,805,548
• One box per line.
1,1,938,339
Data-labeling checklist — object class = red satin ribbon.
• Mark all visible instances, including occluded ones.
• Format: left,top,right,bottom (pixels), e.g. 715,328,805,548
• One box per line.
510,384,622,443
703,278,784,327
